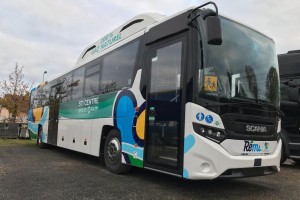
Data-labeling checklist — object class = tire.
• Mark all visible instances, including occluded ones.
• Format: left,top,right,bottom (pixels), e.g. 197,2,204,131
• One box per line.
37,126,47,149
279,130,288,164
104,129,131,174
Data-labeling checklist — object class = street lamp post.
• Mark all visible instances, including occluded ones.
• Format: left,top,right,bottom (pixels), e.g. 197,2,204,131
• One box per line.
43,71,47,82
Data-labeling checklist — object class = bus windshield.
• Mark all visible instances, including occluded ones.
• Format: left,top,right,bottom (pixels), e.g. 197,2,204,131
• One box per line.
198,17,280,107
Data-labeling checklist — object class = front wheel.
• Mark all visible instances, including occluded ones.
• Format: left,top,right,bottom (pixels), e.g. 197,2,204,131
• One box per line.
104,129,131,174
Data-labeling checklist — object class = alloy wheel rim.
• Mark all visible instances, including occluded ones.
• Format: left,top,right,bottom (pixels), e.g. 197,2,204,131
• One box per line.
107,138,120,164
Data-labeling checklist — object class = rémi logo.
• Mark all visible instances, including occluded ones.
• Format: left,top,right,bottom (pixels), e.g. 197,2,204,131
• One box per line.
246,125,267,133
243,141,261,152
243,141,269,153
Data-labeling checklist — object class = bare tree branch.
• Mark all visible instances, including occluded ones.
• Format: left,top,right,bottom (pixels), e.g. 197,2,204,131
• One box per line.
0,63,30,123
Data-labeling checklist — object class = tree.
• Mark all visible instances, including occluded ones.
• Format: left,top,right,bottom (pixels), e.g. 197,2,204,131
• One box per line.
0,63,30,123
245,65,258,99
265,67,279,106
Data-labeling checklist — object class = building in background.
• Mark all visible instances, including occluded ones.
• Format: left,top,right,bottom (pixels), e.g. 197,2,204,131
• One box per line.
0,105,27,123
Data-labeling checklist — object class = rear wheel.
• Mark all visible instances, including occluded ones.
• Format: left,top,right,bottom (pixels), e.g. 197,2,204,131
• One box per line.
104,129,131,174
37,127,47,149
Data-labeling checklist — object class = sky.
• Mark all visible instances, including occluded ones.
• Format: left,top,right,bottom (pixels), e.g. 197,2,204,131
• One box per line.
0,0,299,88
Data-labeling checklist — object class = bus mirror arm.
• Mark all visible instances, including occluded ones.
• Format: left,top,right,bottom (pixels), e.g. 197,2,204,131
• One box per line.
188,1,218,19
187,2,222,45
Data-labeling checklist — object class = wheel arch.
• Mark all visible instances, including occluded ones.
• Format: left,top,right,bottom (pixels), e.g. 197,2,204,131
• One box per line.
100,125,121,156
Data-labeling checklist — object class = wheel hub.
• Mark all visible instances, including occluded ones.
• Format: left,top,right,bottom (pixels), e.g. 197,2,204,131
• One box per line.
107,138,120,164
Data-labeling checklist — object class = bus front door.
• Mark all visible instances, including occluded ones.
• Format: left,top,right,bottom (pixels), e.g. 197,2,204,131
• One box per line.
145,36,186,174
48,85,60,145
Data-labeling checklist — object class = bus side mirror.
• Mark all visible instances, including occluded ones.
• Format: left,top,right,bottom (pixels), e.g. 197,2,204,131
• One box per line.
206,16,222,45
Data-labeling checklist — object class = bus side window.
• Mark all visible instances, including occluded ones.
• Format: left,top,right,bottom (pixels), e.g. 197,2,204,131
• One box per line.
72,66,85,100
84,64,100,97
41,84,50,106
60,72,73,103
30,90,38,109
100,40,139,94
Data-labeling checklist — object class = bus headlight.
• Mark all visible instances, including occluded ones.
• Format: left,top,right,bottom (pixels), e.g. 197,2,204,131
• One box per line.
193,122,227,143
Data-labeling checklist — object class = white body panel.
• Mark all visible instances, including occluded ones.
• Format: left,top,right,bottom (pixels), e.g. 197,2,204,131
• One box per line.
57,118,69,148
221,139,277,156
90,118,114,156
57,118,113,156
67,119,83,151
183,102,281,180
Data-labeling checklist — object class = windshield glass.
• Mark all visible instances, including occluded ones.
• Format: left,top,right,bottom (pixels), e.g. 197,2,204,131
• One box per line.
198,17,280,107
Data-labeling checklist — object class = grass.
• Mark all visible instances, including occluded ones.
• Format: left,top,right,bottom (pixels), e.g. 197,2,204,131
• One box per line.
0,138,36,146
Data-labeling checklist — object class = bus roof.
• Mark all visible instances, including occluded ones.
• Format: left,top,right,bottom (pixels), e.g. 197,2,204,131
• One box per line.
75,13,165,67
44,6,275,85
278,50,300,77
46,10,188,83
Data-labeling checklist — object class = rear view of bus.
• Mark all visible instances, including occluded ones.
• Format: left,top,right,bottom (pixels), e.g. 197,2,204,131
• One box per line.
28,2,281,180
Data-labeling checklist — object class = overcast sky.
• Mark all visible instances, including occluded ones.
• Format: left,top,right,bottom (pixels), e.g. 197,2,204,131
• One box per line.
0,0,299,87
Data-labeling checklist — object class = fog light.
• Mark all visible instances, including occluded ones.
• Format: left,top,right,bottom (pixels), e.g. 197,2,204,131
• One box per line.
200,162,211,173
208,129,213,135
216,131,221,137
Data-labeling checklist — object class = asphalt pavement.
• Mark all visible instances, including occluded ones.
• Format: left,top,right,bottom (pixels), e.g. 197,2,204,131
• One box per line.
0,140,299,200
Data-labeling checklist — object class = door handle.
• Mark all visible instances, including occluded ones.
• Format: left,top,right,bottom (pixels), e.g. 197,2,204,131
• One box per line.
149,107,156,116
149,110,156,116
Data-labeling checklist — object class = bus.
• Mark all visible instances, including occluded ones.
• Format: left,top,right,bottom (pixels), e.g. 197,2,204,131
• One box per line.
278,50,300,164
28,2,282,180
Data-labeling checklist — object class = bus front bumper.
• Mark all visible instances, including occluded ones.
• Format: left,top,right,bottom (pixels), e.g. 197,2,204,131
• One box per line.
183,133,281,180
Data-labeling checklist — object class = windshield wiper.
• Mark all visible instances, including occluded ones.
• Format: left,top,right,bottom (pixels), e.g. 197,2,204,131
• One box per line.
204,99,252,107
205,98,284,116
253,99,284,116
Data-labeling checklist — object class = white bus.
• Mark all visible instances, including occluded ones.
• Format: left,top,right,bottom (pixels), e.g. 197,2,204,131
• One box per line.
28,2,282,179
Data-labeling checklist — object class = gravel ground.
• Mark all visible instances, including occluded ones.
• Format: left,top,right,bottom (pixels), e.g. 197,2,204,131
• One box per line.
0,139,299,200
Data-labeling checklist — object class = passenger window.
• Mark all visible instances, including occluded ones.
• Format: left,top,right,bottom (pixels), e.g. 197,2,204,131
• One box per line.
40,84,50,106
84,64,100,97
100,40,139,93
60,73,73,103
72,67,85,100
150,41,182,102
30,89,38,109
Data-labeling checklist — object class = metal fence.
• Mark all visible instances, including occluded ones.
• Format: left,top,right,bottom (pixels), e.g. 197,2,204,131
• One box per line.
0,123,28,139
